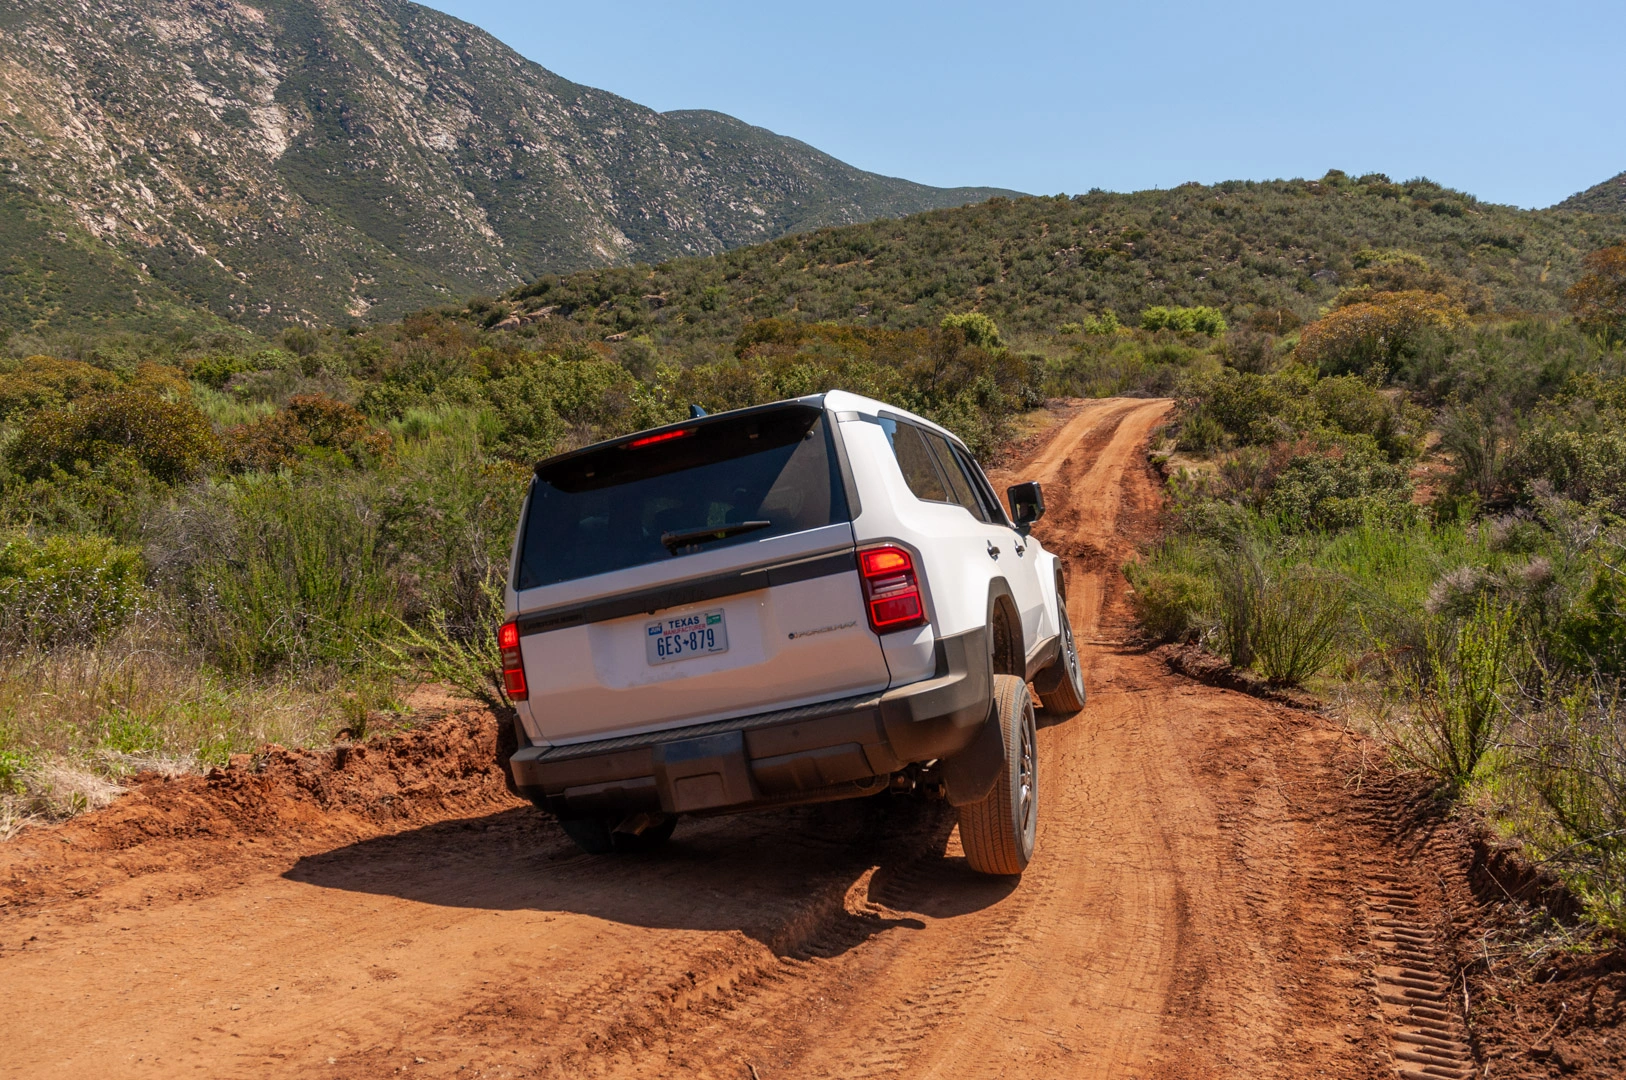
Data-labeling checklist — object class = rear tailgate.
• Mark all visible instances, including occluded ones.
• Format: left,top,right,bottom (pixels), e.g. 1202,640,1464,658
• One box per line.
511,405,891,745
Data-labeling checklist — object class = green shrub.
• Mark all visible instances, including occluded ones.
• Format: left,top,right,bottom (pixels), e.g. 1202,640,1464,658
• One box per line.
1310,375,1425,462
1251,567,1349,685
1177,411,1227,455
484,356,658,462
1125,560,1215,643
167,475,402,673
189,354,252,389
1552,552,1626,676
7,392,222,484
1073,312,1121,335
1180,366,1315,448
1509,425,1626,513
939,312,1003,351
1264,442,1415,532
0,747,32,794
1141,306,1228,335
0,532,145,647
1391,597,1517,788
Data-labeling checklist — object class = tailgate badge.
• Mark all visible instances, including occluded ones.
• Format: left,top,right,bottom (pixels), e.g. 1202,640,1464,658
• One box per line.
788,620,857,641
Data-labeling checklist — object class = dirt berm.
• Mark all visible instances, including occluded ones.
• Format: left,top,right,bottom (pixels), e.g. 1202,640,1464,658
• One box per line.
3,398,1621,1078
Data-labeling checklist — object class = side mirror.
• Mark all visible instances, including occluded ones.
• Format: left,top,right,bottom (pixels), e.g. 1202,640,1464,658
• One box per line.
1007,481,1045,529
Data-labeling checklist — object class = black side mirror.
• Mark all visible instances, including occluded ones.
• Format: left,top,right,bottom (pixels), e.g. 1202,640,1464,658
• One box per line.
1007,481,1045,529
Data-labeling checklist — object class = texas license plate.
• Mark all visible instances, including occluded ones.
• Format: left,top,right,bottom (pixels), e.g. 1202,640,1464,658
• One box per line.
646,610,729,665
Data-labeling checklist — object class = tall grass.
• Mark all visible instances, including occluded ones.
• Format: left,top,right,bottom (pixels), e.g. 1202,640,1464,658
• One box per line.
189,385,277,429
0,612,361,826
1512,681,1626,928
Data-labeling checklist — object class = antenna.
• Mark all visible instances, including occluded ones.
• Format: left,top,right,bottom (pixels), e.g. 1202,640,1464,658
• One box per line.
688,404,708,418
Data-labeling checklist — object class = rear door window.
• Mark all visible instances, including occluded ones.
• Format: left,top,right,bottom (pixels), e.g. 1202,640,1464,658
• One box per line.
921,430,989,522
879,417,950,503
516,405,848,590
951,443,1010,525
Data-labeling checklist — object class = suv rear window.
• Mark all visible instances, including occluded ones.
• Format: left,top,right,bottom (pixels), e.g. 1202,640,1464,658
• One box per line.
515,405,849,590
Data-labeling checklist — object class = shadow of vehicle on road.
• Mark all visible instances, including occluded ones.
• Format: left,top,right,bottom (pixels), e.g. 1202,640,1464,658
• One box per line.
283,793,1018,957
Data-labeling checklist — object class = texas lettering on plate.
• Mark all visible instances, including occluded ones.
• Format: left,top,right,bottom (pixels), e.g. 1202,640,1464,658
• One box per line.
645,610,729,665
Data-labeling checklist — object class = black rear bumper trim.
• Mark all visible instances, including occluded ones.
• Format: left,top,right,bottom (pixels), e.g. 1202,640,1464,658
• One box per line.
510,626,993,816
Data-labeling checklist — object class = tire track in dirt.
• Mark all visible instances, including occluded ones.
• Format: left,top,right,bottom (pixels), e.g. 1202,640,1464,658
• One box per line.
0,397,1481,1079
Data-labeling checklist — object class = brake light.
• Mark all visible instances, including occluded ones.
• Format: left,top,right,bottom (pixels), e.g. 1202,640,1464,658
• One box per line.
626,427,694,448
858,545,927,634
498,620,528,700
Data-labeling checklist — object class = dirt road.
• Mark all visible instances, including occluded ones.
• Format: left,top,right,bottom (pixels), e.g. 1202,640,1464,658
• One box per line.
1,399,1480,1079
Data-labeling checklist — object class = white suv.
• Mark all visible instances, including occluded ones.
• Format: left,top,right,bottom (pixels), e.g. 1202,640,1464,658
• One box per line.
500,391,1085,875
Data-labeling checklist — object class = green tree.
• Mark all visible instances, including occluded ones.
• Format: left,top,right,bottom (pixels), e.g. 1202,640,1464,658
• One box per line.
939,312,1003,351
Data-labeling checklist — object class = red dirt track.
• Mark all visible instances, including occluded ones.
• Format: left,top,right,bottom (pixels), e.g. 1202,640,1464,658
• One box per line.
1,398,1614,1078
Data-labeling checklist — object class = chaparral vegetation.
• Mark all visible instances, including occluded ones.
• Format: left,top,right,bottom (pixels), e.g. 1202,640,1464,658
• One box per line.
4,173,1626,938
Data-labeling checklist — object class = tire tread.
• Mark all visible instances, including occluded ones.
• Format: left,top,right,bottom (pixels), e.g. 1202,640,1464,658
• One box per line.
958,674,1034,876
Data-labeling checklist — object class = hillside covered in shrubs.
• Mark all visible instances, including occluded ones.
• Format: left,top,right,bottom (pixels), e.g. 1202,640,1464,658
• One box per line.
475,171,1625,359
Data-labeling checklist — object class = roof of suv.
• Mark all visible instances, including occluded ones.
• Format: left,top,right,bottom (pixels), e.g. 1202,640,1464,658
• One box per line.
531,390,964,472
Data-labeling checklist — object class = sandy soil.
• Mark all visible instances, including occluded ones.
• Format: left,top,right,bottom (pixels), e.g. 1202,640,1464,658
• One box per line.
0,398,1612,1078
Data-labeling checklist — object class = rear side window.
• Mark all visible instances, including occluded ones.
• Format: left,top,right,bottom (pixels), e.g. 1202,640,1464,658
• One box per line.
515,406,848,590
879,418,950,502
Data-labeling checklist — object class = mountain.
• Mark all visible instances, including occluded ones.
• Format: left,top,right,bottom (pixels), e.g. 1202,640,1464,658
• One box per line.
0,0,1012,333
1558,171,1626,215
497,172,1626,354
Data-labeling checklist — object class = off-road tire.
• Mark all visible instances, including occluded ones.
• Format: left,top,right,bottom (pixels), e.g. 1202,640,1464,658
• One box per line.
559,813,678,855
1035,595,1086,715
957,674,1038,876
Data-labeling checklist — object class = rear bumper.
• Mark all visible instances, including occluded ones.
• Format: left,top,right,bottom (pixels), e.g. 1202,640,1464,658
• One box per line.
510,627,991,817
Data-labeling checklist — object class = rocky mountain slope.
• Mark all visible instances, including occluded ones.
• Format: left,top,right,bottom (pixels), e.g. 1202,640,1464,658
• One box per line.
0,0,1010,332
1559,170,1626,215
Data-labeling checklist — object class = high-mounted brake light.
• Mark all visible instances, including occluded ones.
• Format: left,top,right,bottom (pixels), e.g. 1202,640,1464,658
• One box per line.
858,544,927,634
626,427,694,448
498,620,528,700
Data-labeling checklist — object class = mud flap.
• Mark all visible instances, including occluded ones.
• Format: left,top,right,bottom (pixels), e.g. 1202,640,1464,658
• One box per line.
940,701,1006,807
500,710,524,799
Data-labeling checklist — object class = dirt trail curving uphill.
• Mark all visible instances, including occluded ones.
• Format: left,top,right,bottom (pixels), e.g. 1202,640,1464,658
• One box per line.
0,398,1498,1079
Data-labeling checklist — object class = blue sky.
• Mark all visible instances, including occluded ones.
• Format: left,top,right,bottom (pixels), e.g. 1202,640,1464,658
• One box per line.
424,0,1623,210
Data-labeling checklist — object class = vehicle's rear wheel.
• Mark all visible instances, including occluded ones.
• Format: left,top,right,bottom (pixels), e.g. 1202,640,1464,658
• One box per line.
558,812,678,855
957,674,1038,876
1035,594,1086,715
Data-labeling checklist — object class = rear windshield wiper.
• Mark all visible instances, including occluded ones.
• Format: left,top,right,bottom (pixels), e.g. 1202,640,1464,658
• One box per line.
661,520,772,553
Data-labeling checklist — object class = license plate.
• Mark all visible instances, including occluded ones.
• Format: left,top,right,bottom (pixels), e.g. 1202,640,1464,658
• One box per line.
646,610,729,665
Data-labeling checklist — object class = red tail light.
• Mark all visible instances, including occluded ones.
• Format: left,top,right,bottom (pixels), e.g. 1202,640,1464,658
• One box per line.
859,545,927,634
498,620,528,700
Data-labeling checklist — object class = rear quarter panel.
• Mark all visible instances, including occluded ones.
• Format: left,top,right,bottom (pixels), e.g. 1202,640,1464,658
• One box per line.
839,415,995,680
